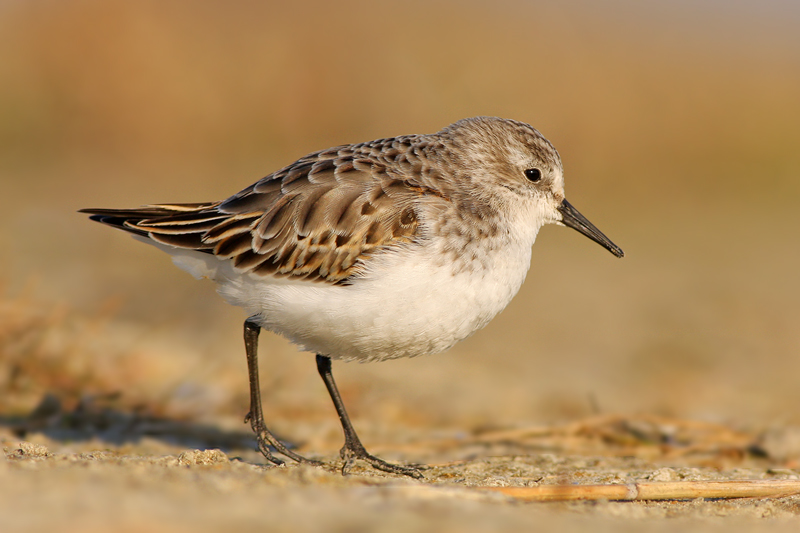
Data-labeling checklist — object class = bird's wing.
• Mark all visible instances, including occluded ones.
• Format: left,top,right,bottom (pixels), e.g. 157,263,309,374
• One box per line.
81,141,447,284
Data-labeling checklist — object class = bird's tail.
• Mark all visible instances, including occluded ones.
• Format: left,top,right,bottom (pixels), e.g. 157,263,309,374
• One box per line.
79,203,222,250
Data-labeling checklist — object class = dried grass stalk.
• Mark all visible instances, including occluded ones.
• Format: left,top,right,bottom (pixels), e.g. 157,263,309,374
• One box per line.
482,480,800,502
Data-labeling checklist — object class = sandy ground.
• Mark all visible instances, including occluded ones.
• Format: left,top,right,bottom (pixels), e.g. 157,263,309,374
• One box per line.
2,399,800,532
2,439,800,533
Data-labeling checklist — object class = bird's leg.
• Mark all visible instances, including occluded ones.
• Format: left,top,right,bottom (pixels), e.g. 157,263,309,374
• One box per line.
243,318,322,466
315,354,424,479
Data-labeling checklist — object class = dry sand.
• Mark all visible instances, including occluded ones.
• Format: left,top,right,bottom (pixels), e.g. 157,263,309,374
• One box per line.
2,400,800,532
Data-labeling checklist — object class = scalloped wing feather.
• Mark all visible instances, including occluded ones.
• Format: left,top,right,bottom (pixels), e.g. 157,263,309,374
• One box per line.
80,141,442,285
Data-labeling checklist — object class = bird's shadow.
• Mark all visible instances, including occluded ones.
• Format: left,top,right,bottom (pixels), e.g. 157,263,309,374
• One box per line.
0,393,278,458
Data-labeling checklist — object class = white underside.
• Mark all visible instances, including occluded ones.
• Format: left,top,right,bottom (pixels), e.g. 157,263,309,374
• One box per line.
138,229,537,362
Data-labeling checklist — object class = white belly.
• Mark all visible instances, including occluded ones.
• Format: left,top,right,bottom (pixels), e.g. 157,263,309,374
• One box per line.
148,234,534,362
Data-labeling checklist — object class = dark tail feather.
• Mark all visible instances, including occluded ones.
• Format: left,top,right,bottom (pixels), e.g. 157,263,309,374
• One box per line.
79,204,220,252
80,209,158,236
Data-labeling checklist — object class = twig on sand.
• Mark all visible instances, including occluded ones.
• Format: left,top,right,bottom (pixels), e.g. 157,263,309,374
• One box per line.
481,480,800,502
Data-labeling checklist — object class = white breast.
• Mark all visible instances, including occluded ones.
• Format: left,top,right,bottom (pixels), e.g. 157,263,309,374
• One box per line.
142,212,539,362
213,236,534,361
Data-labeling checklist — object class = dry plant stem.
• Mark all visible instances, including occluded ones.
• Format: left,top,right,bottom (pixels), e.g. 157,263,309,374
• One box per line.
482,480,800,502
243,318,322,466
315,354,424,479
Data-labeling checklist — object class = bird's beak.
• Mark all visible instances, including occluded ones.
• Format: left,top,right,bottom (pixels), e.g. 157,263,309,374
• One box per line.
557,199,624,258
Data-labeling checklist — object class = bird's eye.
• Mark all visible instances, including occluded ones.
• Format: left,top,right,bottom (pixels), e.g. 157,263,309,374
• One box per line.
524,168,542,182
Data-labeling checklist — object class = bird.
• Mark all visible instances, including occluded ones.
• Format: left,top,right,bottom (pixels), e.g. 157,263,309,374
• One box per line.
80,116,623,478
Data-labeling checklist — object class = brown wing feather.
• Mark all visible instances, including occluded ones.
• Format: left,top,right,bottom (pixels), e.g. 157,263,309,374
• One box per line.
80,137,449,284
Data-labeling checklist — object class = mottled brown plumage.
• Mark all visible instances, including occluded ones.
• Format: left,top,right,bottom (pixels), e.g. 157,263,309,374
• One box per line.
80,118,582,286
82,136,451,283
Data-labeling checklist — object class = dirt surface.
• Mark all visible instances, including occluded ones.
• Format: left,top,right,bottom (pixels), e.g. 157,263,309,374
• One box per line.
3,402,800,532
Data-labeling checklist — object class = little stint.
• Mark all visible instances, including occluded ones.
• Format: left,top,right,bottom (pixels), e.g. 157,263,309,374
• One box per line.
81,116,624,478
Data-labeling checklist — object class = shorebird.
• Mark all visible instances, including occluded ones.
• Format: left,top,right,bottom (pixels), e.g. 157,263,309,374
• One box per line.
81,116,623,478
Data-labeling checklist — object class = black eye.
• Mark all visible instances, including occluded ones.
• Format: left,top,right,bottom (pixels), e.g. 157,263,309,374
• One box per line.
524,168,542,182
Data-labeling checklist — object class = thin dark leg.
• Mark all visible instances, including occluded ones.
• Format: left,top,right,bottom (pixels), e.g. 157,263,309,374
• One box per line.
243,318,321,466
315,354,424,479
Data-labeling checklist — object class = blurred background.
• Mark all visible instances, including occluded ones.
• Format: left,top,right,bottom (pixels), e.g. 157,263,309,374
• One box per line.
1,0,799,448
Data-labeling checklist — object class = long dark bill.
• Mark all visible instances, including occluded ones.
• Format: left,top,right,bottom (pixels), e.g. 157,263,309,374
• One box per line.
557,199,624,258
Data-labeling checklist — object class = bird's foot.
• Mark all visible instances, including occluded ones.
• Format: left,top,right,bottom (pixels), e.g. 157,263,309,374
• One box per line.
245,411,324,467
340,443,426,479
